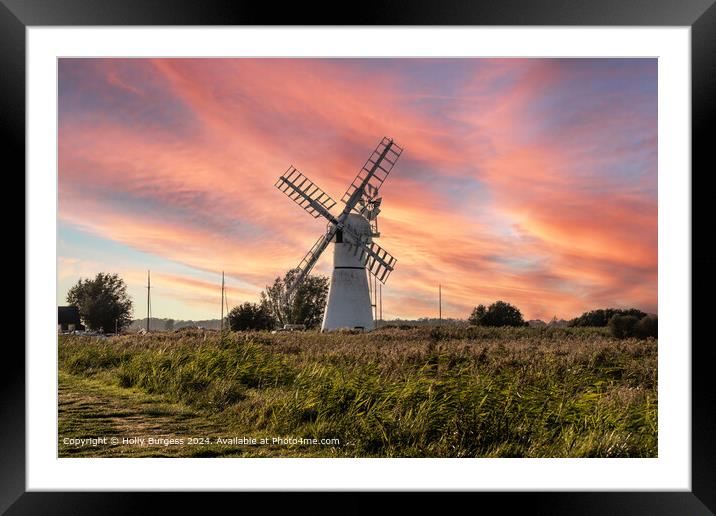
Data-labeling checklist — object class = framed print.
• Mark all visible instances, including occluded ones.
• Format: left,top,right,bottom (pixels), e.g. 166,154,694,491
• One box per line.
6,0,715,513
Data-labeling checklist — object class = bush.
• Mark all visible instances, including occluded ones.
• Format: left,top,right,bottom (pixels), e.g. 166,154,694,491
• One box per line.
634,315,658,339
468,301,524,327
227,302,275,331
571,308,647,327
608,315,639,339
608,314,658,340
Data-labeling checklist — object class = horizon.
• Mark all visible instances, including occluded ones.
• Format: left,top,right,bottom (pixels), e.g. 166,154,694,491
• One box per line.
120,310,655,326
58,58,657,321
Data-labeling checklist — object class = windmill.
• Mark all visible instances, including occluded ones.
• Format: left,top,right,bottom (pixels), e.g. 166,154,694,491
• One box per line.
275,136,403,331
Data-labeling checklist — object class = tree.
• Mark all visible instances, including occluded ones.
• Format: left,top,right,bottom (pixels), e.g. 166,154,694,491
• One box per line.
468,305,487,326
468,300,524,327
260,270,329,329
66,272,133,333
227,302,275,331
164,319,175,331
570,308,647,327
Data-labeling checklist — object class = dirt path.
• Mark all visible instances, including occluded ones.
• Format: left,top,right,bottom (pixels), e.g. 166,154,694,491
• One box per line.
58,372,334,457
60,372,206,457
59,372,284,457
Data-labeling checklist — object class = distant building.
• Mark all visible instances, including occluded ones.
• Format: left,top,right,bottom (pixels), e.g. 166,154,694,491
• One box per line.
58,306,84,332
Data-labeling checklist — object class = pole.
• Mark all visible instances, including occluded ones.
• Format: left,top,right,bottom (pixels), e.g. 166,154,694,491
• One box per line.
374,274,378,329
379,283,382,327
439,284,442,326
146,270,151,332
223,275,229,332
221,271,225,332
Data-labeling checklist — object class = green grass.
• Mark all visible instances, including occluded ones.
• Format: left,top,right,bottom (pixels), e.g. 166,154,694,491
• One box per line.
58,326,657,457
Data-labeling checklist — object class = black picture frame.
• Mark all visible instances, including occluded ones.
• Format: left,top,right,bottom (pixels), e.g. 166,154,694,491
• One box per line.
5,0,715,513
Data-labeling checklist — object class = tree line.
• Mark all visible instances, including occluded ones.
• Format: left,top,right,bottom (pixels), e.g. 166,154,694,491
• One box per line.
466,301,657,339
63,270,328,333
63,272,657,338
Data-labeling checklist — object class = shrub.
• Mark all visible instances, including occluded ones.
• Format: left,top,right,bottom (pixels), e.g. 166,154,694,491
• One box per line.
571,308,647,327
608,315,640,339
468,301,524,327
633,315,658,339
227,302,275,331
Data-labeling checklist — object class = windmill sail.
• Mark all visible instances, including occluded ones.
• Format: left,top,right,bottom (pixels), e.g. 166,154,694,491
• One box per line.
365,241,397,283
287,226,338,291
349,240,397,284
274,135,402,324
341,137,403,215
275,166,338,220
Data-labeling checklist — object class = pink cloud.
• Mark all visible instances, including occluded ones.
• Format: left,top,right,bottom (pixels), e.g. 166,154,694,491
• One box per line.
58,58,657,320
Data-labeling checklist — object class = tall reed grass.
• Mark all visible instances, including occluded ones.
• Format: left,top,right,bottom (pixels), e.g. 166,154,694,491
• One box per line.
58,326,657,457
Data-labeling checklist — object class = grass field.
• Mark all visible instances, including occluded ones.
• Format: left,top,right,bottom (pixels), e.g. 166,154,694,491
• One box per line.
58,326,657,458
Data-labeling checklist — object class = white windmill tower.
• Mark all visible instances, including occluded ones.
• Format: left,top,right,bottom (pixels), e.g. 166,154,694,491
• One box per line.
275,137,403,331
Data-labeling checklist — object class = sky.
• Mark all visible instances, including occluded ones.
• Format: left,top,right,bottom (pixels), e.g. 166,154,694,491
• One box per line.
57,58,657,321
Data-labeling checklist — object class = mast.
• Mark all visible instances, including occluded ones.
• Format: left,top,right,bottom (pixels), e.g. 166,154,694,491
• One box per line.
373,274,378,329
438,284,442,326
379,283,382,327
146,270,151,332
